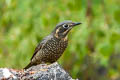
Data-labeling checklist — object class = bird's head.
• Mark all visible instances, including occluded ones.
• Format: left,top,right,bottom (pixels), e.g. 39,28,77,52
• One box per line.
52,20,81,39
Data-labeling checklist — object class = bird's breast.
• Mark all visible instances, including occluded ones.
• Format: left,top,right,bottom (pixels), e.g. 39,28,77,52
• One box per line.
42,38,68,62
46,38,68,54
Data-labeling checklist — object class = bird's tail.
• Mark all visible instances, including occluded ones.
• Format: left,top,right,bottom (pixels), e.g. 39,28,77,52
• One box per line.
24,62,35,69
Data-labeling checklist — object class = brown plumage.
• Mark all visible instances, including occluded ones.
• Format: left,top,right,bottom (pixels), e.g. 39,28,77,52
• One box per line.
24,21,81,69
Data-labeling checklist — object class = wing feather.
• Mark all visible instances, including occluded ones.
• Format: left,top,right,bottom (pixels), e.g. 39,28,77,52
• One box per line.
30,35,52,60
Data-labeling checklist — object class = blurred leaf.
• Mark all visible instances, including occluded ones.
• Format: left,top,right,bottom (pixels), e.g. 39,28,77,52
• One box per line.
114,9,120,24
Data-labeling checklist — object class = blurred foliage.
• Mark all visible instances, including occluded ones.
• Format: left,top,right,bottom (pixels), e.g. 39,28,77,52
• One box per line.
0,0,120,80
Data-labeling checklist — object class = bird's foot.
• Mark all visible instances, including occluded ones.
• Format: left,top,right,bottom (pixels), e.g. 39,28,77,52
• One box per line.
39,68,48,71
29,71,37,74
40,63,49,68
39,64,49,71
41,64,47,66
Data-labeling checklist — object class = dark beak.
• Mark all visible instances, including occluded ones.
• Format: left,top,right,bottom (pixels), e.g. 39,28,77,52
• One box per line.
72,22,82,26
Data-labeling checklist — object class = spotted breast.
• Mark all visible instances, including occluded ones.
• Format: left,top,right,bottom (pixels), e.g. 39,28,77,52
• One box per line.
33,36,68,64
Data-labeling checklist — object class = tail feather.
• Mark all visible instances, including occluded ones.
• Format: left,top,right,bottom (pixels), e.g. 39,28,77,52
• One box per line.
24,62,35,69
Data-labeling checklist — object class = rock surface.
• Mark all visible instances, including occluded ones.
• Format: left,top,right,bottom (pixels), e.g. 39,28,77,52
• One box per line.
0,62,77,80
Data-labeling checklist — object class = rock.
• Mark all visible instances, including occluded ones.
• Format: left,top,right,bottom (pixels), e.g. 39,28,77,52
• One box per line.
0,62,78,80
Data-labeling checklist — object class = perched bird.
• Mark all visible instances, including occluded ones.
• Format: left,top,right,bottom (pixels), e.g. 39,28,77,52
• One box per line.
24,21,81,69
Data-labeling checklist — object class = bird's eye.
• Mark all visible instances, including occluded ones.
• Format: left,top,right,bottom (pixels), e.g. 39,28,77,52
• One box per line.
63,24,69,28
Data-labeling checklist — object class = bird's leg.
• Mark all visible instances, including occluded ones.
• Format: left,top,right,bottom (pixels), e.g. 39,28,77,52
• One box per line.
29,71,37,74
39,62,49,71
41,62,47,67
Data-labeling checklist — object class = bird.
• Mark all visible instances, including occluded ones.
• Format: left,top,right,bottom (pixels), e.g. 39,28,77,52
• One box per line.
24,20,81,69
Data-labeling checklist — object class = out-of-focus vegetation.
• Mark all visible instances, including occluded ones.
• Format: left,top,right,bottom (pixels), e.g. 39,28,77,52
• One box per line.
0,0,120,80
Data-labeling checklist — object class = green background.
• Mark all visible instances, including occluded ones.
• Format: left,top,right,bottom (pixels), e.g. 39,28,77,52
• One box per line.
0,0,120,80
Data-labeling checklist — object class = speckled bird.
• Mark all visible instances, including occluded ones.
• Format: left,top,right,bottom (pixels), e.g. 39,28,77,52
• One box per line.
24,20,81,69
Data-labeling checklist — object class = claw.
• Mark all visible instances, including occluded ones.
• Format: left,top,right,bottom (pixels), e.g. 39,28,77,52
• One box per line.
29,71,37,74
40,69,48,71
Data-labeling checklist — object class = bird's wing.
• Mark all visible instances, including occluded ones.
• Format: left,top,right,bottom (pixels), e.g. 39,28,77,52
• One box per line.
30,42,43,60
30,35,52,60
